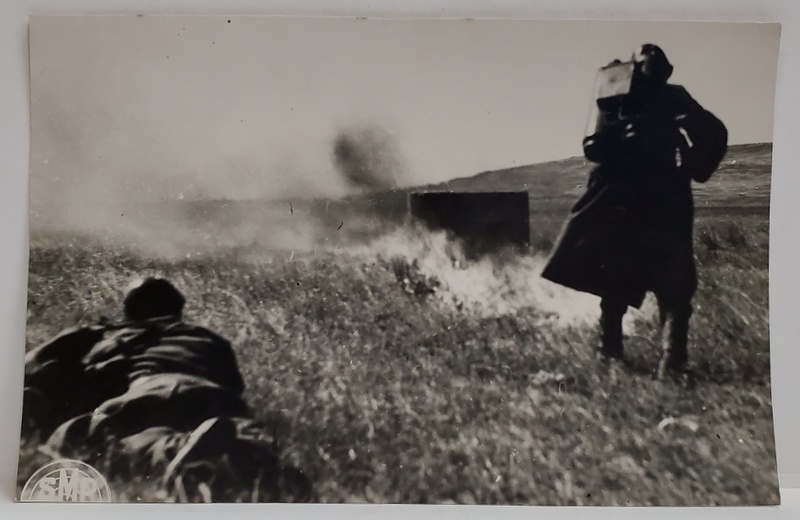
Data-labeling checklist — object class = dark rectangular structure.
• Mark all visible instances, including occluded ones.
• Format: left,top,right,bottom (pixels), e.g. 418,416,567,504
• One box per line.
408,191,530,258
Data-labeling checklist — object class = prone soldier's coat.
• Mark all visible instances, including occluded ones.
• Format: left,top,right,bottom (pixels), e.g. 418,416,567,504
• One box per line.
78,317,248,436
24,316,246,437
84,317,245,395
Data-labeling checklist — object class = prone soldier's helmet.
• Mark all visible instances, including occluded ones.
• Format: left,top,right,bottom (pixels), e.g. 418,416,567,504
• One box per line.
631,43,673,86
123,277,186,321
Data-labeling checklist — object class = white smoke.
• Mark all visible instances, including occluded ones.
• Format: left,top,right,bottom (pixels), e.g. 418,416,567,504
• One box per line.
358,228,598,325
349,226,658,331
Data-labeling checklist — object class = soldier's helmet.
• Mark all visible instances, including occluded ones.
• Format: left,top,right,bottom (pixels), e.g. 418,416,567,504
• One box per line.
123,277,186,321
631,43,673,85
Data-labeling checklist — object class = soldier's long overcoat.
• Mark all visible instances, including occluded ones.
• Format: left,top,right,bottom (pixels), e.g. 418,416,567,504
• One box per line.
541,84,728,308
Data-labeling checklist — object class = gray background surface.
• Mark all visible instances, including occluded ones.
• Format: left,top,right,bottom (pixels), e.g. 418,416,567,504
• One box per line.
1,0,798,517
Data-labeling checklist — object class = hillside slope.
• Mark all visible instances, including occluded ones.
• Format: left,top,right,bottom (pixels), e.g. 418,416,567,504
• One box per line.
418,142,772,213
31,143,771,255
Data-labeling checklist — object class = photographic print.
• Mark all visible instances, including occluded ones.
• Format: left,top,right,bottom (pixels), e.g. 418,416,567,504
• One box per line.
19,15,780,505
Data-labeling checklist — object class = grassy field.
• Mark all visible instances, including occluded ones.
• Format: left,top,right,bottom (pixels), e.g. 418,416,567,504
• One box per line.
18,144,779,505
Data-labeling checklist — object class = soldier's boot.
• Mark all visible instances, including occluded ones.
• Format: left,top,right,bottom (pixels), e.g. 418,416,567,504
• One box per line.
658,309,690,376
164,417,238,484
599,299,626,360
43,412,113,463
226,436,314,502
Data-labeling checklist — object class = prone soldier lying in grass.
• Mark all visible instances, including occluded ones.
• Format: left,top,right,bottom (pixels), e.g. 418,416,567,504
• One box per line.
23,277,311,501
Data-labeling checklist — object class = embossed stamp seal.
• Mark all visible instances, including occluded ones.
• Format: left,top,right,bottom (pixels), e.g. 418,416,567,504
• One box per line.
21,459,112,502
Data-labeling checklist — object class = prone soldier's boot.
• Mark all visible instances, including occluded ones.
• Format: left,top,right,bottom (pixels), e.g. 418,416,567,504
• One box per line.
164,417,237,485
599,299,626,360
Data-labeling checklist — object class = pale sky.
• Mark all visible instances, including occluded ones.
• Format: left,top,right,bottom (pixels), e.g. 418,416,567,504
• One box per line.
29,16,781,204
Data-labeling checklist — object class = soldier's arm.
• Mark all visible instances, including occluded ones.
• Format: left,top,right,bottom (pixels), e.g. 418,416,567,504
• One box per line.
670,86,729,183
83,323,159,365
210,334,246,395
25,325,106,371
223,344,246,395
583,121,627,164
86,354,131,379
84,354,132,398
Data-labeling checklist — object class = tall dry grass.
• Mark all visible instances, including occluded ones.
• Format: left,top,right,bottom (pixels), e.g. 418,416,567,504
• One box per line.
18,214,777,505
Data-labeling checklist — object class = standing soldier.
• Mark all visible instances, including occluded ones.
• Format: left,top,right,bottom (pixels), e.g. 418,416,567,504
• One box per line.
542,44,728,374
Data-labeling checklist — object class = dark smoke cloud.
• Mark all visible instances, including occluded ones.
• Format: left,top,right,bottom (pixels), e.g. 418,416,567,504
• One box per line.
332,124,404,192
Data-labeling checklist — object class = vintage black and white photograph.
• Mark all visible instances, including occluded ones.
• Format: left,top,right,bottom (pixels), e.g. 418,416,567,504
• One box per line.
18,15,780,505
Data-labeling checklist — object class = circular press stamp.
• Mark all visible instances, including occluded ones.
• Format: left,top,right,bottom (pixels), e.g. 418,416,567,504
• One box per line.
21,459,112,502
